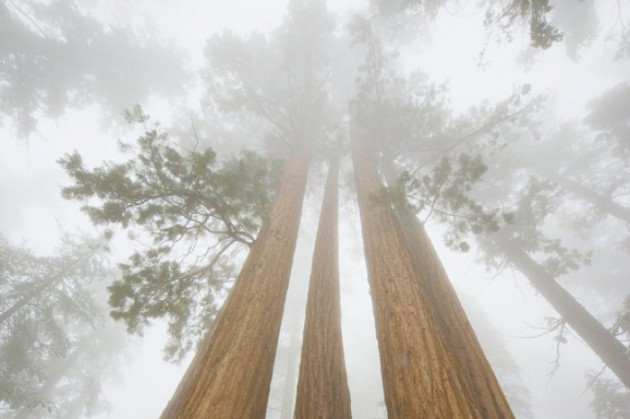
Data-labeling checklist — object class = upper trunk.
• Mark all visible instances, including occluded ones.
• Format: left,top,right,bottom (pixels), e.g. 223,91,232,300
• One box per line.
160,148,310,419
380,159,515,418
352,134,483,419
294,159,352,419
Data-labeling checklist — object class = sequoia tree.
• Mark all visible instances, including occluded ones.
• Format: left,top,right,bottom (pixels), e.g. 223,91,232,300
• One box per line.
160,147,310,418
503,238,630,387
385,171,516,418
294,159,351,419
60,107,310,418
352,133,498,418
160,2,334,415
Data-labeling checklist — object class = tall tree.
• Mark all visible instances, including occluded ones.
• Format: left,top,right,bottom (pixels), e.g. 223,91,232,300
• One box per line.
352,134,489,418
294,159,351,419
350,13,630,397
160,146,310,418
159,2,334,416
385,173,515,418
349,18,516,416
60,2,334,417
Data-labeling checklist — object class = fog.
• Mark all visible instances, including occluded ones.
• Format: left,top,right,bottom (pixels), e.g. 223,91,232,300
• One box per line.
1,1,629,418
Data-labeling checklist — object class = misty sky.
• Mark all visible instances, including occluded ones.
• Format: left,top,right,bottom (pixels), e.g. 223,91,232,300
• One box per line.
1,1,630,418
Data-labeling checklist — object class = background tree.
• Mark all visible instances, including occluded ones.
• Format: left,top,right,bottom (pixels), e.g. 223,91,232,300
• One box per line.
0,234,125,418
370,0,562,48
0,0,186,136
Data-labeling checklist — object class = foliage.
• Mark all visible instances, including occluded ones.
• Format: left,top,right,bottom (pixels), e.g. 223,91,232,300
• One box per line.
374,154,513,252
483,0,563,48
349,15,454,162
476,176,592,276
352,71,590,275
370,0,446,20
59,108,281,360
585,83,630,156
350,18,543,255
349,15,543,163
0,234,118,417
202,0,334,154
0,0,186,136
370,0,562,49
590,376,630,419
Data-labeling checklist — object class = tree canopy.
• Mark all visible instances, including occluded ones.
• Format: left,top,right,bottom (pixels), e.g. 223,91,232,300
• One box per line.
1,0,629,417
59,107,280,360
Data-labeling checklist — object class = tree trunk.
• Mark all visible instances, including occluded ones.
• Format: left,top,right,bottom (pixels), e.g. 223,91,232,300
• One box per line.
351,135,482,419
380,160,515,418
160,148,310,419
551,174,630,224
503,242,630,388
294,159,352,419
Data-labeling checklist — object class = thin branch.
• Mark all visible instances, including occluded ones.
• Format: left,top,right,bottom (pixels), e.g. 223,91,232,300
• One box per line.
422,178,448,223
546,321,567,385
578,364,608,398
7,0,50,39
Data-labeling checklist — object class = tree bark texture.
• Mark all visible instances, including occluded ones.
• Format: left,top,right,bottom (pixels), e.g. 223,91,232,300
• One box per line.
352,136,483,419
504,243,630,388
294,159,352,419
380,160,515,418
160,148,310,419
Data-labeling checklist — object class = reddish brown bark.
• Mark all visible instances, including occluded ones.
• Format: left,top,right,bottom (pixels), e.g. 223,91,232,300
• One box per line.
160,148,310,419
294,159,352,419
381,161,515,418
352,135,482,418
